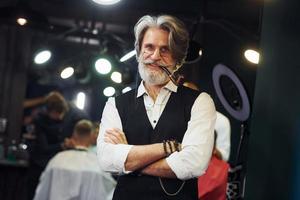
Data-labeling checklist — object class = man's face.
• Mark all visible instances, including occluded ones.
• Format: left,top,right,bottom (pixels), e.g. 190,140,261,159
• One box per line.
138,27,176,85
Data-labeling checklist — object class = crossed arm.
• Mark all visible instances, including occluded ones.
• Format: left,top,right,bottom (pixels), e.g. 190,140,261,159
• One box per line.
105,128,177,178
97,93,216,180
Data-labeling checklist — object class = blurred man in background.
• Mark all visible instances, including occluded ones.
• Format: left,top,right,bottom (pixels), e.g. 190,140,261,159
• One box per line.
34,119,116,200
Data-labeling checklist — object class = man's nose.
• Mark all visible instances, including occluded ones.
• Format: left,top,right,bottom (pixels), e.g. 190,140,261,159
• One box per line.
150,49,161,60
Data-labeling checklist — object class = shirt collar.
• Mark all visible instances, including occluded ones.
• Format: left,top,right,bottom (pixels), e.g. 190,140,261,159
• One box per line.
73,146,89,151
136,80,178,98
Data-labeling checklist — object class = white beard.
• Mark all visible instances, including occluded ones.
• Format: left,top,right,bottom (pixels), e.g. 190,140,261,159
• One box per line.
138,57,173,85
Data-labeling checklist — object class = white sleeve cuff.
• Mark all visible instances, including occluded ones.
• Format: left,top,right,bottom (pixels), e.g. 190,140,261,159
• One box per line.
166,152,190,180
113,144,133,174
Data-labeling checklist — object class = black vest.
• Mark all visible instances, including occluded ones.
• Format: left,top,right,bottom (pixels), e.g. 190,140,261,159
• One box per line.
113,86,200,200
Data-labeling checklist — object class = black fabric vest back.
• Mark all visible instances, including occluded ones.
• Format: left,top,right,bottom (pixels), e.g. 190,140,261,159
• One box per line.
113,86,200,200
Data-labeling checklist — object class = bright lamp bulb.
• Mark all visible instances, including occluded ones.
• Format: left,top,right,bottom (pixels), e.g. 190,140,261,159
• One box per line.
76,92,86,110
92,0,121,5
95,58,112,74
120,50,136,62
103,87,115,97
244,49,260,64
122,87,132,94
34,50,52,64
111,71,122,83
17,18,27,26
60,67,74,79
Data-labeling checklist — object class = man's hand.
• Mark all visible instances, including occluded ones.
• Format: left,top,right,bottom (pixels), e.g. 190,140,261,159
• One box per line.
104,128,128,144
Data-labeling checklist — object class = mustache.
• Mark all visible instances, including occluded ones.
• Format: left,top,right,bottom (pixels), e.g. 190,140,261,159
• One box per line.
141,59,173,68
141,59,180,86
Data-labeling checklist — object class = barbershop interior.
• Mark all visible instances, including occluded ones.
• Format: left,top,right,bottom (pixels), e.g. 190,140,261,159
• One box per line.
0,0,299,200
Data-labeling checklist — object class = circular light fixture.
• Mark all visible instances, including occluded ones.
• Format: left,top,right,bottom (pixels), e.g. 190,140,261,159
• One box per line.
95,58,112,74
60,67,74,79
111,71,122,83
122,86,132,94
92,0,121,5
244,49,260,64
34,50,52,64
103,86,116,97
17,18,27,26
212,63,250,121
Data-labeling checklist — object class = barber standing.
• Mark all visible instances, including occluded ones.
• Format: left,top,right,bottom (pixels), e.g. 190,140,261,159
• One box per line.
97,15,216,200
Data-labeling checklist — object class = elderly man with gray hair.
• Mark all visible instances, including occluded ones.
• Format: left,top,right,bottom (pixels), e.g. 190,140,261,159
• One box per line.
97,15,216,200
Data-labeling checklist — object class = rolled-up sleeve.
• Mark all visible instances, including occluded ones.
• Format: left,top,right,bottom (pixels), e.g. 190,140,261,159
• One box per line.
97,97,133,173
166,92,216,180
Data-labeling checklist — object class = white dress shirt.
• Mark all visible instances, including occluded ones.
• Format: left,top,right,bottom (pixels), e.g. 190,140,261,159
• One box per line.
97,81,216,180
215,112,231,161
34,148,116,200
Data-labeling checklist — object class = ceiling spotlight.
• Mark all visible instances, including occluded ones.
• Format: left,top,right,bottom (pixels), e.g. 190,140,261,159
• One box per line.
122,87,132,94
95,58,112,74
34,50,52,64
111,71,122,83
244,49,260,64
92,0,121,5
76,92,86,110
120,50,136,62
16,17,27,26
60,67,74,79
103,86,116,97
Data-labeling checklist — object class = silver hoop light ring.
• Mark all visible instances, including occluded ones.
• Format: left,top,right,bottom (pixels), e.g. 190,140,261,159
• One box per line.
212,63,250,121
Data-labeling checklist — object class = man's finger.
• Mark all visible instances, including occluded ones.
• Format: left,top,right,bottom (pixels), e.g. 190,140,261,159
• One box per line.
105,132,121,144
104,136,116,144
111,128,128,144
106,129,124,141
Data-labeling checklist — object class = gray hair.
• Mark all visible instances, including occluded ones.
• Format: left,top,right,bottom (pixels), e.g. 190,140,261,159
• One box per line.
134,15,189,68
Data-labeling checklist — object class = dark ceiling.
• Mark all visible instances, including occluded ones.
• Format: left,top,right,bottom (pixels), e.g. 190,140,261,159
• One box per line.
1,0,262,44
0,0,263,119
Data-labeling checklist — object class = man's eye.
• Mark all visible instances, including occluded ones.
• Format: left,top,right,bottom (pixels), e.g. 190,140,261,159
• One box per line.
160,47,169,54
145,45,154,51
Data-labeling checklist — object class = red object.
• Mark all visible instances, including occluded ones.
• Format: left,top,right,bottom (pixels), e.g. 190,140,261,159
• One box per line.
198,156,229,200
